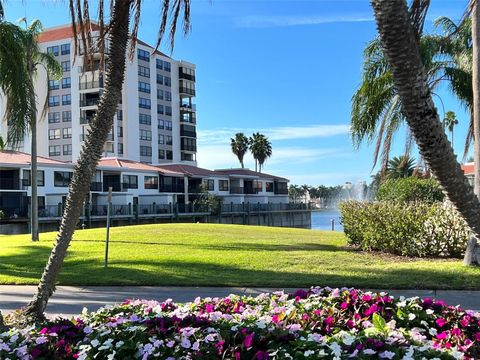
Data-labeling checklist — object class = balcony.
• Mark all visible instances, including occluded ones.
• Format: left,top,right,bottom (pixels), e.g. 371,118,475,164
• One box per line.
0,178,22,190
159,184,184,193
244,187,259,195
80,116,95,125
181,144,197,152
79,79,103,90
180,103,196,111
179,72,195,82
180,129,197,138
230,186,244,194
80,98,100,107
179,87,195,96
90,182,103,192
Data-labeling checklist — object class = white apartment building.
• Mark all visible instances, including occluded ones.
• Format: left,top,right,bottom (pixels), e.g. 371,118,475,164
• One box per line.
0,23,197,165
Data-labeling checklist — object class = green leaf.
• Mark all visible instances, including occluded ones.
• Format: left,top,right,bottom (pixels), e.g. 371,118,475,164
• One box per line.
372,313,387,333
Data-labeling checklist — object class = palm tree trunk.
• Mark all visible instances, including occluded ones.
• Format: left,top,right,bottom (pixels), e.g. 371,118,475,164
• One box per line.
30,117,39,242
371,0,480,265
22,0,132,321
473,0,480,201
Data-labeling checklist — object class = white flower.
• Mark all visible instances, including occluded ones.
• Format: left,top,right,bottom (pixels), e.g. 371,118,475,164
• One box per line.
349,349,359,358
380,350,395,359
426,309,434,315
304,350,315,356
166,340,175,348
35,336,48,345
363,349,376,355
408,313,416,321
90,339,100,348
329,342,342,357
107,351,116,360
192,341,200,351
83,326,93,334
428,328,437,336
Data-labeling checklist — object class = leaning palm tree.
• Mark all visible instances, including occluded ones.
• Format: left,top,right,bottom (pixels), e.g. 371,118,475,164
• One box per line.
19,0,192,323
230,132,249,168
249,132,272,172
386,155,415,179
370,0,479,265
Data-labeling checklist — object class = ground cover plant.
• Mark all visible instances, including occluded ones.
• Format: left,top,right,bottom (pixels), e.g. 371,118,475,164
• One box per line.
0,224,479,289
1,287,479,359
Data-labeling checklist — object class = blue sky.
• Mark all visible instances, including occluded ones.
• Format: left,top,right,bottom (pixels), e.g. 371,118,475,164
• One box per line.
3,0,470,185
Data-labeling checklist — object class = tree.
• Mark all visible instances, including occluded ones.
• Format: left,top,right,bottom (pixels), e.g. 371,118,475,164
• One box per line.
18,0,192,323
230,132,249,168
386,155,415,179
249,132,272,172
301,184,310,202
288,184,301,203
370,0,479,265
444,111,459,147
351,17,472,171
473,0,480,200
0,136,5,151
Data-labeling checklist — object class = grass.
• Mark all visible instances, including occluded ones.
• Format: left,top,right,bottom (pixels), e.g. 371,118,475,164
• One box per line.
0,223,479,289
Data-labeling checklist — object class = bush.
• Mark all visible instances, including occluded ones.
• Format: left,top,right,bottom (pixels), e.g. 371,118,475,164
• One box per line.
2,288,479,359
339,201,469,257
376,177,444,202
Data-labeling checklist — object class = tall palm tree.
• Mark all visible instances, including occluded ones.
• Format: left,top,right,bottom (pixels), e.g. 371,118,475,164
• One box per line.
301,184,310,202
444,111,459,147
370,0,479,265
249,132,272,173
19,0,192,322
386,155,415,179
230,132,249,168
351,17,472,171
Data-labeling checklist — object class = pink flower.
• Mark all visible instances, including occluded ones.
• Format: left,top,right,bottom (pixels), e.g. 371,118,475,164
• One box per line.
435,318,447,328
272,315,280,324
235,352,241,360
245,332,255,348
346,320,356,329
324,316,334,326
362,294,372,302
460,316,471,328
341,302,348,310
364,304,379,316
451,328,462,337
474,332,480,342
205,304,215,313
254,351,269,360
437,331,448,340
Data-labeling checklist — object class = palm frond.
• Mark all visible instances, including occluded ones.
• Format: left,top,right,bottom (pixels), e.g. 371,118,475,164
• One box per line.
154,0,192,53
408,0,431,36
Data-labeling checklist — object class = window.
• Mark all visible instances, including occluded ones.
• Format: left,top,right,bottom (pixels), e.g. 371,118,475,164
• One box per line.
139,114,151,125
138,65,150,78
63,144,72,155
158,149,165,159
61,43,70,55
166,135,172,145
164,76,171,87
219,180,229,191
157,89,163,100
144,176,158,189
138,81,151,93
156,74,163,84
47,46,59,56
117,126,123,137
156,58,163,69
62,94,71,105
123,175,138,189
61,77,71,89
165,106,172,116
139,97,151,109
266,182,274,192
165,120,172,131
137,48,150,61
49,129,61,140
49,96,60,107
158,134,164,144
140,129,152,141
157,104,164,114
62,127,72,139
181,137,196,151
48,112,60,123
22,170,45,187
117,109,123,121
49,79,59,90
203,179,214,191
166,150,173,160
61,61,70,72
256,180,263,191
54,171,73,186
118,143,123,155
62,111,71,122
158,119,164,129
165,91,172,101
49,145,61,156
140,145,152,156
163,61,171,72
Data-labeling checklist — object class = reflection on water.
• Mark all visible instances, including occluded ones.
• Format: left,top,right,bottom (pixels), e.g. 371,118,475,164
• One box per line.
311,209,343,231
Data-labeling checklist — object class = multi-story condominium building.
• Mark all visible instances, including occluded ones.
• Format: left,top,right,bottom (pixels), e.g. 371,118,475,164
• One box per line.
0,23,197,165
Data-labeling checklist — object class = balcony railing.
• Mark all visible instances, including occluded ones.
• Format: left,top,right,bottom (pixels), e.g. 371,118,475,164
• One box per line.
180,103,196,111
244,187,259,195
0,178,22,190
79,79,103,90
179,72,195,81
80,116,95,125
180,130,197,138
137,204,171,215
181,144,197,152
90,182,103,191
179,87,195,96
80,98,100,107
159,184,184,193
230,186,244,194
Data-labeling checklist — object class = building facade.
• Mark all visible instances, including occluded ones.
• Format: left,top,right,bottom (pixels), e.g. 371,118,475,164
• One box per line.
0,24,197,165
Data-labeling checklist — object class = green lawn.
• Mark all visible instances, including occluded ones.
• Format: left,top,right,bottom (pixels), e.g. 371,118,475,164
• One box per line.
0,223,479,289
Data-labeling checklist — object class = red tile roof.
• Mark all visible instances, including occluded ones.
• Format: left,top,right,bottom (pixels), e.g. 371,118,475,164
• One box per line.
462,162,474,175
0,151,69,166
156,164,216,177
38,23,101,43
214,168,289,181
98,158,183,176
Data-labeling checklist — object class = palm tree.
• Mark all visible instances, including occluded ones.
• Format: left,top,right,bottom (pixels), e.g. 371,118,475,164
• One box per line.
288,184,301,203
370,0,479,265
472,0,480,199
20,0,192,322
351,17,472,171
249,132,272,172
386,155,415,179
444,111,459,147
230,132,249,168
301,184,310,202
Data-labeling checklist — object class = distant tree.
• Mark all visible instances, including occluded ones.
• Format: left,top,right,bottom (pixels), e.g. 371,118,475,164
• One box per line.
444,111,459,148
0,137,5,151
230,133,249,168
249,132,272,172
301,184,310,202
386,155,416,179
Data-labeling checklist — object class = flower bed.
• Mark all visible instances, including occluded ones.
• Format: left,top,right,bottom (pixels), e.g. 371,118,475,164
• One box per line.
1,288,479,359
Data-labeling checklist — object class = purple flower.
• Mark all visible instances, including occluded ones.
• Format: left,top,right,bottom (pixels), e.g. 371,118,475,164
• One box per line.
254,351,269,360
245,332,255,348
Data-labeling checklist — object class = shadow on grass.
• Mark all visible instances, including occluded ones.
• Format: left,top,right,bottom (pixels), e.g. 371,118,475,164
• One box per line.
1,245,479,289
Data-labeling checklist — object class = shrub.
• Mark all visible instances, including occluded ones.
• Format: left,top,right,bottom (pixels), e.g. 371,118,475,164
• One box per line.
339,201,469,257
2,288,479,359
0,210,3,220
376,177,444,203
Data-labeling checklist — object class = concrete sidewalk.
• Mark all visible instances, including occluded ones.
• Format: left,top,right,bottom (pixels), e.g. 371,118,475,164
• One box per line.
1,286,479,318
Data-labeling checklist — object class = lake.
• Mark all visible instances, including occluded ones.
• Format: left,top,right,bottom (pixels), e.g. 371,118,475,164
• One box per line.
311,209,343,231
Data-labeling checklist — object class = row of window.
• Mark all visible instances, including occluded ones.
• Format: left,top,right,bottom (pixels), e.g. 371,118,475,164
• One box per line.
48,111,71,123
157,104,172,115
49,144,72,156
47,44,70,56
138,65,172,83
49,95,71,107
158,119,173,131
49,77,71,90
156,58,171,71
48,128,72,140
158,134,173,145
157,89,172,101
140,145,152,157
158,149,173,160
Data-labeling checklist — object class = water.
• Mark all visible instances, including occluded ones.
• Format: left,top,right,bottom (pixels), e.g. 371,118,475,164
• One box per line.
311,209,343,231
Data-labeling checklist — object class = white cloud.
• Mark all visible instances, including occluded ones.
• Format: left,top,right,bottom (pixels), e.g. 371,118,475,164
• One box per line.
235,14,373,28
197,124,349,145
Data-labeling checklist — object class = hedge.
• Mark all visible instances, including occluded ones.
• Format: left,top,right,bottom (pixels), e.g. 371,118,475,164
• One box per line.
376,177,444,203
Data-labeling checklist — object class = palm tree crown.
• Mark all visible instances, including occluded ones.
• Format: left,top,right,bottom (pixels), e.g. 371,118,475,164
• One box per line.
386,155,416,179
249,132,272,173
230,132,249,168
